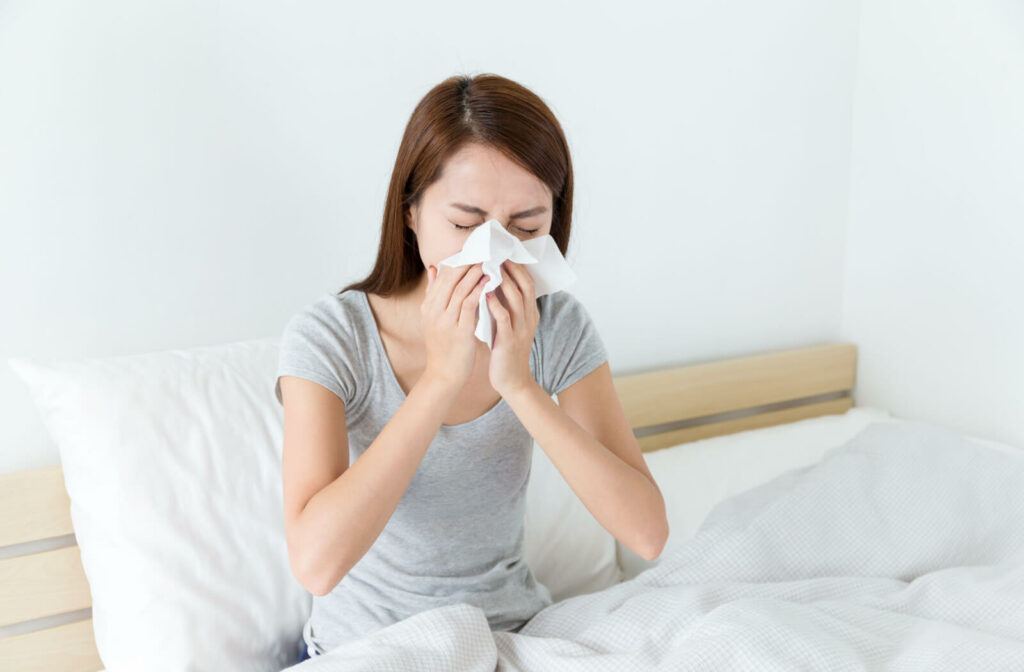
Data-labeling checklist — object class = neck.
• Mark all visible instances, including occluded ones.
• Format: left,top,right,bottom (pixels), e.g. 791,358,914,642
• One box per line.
389,271,429,341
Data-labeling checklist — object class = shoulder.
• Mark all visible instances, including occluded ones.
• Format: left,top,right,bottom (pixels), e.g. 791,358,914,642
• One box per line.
277,289,372,381
537,290,594,333
275,290,369,409
283,290,364,341
535,290,608,396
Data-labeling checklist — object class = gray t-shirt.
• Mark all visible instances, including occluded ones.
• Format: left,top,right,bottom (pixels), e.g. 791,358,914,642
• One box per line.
274,287,609,655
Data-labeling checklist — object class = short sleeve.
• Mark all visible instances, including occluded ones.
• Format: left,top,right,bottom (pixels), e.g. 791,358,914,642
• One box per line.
274,295,360,410
537,291,610,397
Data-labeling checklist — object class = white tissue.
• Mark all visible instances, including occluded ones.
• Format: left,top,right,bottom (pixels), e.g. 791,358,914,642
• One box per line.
437,218,577,349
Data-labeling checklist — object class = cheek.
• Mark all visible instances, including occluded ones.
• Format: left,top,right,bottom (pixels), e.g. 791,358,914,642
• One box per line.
437,233,471,261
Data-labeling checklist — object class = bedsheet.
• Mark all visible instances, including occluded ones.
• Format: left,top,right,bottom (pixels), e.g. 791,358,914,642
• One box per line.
281,420,1024,671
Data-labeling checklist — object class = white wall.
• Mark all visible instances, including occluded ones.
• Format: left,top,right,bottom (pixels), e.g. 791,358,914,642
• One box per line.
1,0,862,472
842,0,1024,448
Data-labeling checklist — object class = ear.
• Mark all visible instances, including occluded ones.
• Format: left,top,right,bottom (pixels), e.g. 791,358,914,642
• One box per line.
405,203,418,235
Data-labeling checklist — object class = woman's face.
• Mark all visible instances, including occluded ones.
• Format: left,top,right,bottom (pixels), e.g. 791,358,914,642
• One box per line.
406,141,554,272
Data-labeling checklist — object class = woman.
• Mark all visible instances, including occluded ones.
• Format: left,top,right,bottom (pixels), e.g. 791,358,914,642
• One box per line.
276,73,668,662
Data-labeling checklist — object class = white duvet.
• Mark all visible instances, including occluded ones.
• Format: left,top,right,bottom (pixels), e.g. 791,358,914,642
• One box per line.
282,420,1024,671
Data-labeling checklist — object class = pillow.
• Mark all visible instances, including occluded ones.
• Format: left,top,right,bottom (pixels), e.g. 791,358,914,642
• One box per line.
9,337,621,669
9,339,308,671
523,439,623,601
617,406,894,581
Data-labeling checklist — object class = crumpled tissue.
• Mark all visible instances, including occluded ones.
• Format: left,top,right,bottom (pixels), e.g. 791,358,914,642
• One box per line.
437,218,576,349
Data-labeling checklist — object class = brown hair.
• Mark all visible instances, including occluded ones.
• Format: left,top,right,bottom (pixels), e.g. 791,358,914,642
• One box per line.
336,73,575,298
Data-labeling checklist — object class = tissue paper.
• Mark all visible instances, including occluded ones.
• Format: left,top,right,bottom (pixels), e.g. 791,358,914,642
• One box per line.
438,218,577,349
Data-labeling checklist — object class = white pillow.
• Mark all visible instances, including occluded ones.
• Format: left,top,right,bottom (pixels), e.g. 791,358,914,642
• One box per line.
524,439,623,601
617,406,894,581
9,337,621,669
9,339,308,671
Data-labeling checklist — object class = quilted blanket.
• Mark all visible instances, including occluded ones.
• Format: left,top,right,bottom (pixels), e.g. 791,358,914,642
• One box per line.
282,420,1024,671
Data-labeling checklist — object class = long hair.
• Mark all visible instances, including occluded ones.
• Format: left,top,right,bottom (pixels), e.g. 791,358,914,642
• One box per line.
337,73,575,297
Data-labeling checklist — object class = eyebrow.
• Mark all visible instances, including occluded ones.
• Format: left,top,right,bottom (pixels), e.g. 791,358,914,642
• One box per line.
448,202,548,219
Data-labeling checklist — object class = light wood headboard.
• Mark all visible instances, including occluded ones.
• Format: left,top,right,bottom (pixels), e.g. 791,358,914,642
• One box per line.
0,341,857,671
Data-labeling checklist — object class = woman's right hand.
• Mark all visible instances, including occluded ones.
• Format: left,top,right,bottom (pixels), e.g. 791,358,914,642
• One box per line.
420,262,489,390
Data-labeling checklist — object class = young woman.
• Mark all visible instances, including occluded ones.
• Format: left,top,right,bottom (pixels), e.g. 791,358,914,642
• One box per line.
276,73,668,662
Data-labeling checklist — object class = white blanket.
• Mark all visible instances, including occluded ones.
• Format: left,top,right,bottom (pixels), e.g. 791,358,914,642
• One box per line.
282,420,1024,671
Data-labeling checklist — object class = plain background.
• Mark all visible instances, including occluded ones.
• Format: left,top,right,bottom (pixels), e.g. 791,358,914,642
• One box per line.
1,0,1021,473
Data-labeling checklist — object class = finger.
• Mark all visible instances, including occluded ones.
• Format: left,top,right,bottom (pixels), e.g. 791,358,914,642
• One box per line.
430,263,471,314
504,260,535,306
423,264,447,316
498,264,522,329
460,272,488,329
421,265,435,315
448,263,486,316
486,291,511,340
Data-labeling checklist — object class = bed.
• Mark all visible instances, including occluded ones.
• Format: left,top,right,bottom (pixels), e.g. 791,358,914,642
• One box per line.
3,341,1022,670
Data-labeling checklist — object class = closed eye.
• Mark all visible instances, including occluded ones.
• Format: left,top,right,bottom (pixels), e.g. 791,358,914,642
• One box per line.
452,222,539,235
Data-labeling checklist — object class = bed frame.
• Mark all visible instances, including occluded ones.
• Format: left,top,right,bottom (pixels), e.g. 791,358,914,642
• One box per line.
0,341,856,671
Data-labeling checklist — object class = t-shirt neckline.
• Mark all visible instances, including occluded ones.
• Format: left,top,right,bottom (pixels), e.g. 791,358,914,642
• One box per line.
354,289,507,430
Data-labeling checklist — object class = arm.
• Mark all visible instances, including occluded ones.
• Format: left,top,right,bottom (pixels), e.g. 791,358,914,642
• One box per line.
280,372,460,596
502,363,669,561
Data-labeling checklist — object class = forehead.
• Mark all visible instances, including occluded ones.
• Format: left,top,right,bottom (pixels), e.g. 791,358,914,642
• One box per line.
433,142,551,204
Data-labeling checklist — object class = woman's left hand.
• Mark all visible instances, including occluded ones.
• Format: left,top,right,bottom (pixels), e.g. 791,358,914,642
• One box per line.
486,260,539,397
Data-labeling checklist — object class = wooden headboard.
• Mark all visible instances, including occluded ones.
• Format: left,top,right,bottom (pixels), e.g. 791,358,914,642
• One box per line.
0,341,857,671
